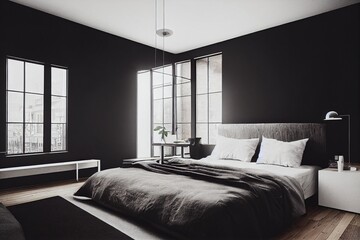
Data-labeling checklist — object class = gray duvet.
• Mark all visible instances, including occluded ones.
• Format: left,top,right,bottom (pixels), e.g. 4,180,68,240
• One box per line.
74,158,305,239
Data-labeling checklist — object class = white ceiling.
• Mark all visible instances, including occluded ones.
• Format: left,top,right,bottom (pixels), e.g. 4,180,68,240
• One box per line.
10,0,360,54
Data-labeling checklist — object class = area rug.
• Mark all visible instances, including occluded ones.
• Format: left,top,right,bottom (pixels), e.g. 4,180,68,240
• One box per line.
8,196,133,240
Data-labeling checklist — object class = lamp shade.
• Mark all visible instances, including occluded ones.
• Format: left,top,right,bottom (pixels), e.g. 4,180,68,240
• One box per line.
324,111,342,121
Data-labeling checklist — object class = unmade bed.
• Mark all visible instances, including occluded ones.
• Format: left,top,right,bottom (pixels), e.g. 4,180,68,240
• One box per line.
74,123,327,239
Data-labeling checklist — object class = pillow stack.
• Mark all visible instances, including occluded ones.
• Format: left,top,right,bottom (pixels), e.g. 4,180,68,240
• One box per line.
210,135,309,167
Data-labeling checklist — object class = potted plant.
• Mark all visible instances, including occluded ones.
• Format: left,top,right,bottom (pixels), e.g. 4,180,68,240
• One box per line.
154,126,170,143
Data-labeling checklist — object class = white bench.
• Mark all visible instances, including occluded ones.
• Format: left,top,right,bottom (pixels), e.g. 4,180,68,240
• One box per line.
0,159,101,181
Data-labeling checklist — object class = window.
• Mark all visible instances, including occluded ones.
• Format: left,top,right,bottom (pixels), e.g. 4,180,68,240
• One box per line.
6,57,68,155
137,70,151,158
136,60,192,158
175,61,191,155
7,58,44,154
152,65,173,156
51,66,68,151
196,54,222,144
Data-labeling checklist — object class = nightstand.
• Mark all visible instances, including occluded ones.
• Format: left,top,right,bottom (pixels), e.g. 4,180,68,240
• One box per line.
152,142,191,164
318,166,360,213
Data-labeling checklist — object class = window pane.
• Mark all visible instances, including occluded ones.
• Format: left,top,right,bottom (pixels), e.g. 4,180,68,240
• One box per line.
164,74,173,86
209,55,222,93
177,123,191,140
196,94,208,123
163,85,172,99
25,124,43,153
25,93,43,123
153,87,163,100
51,96,67,123
153,99,163,124
209,93,222,122
7,124,23,154
52,67,67,96
196,124,208,144
164,98,172,124
51,124,66,151
177,96,191,123
209,124,219,144
163,65,172,75
196,58,208,94
25,62,44,94
152,71,163,87
176,61,190,79
177,82,191,96
7,59,24,91
153,66,173,86
7,92,24,122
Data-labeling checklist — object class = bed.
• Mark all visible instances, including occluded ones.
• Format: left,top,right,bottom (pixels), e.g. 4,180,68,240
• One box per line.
74,123,327,239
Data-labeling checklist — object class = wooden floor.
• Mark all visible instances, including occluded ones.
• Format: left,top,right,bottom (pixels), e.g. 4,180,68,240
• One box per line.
0,179,85,207
0,180,359,240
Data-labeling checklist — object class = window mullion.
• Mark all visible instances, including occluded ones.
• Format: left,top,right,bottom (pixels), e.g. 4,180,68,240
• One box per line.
44,65,51,152
23,62,26,153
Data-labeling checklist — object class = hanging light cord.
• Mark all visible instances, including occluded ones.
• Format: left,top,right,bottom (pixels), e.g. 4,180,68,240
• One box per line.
154,0,157,68
162,0,165,129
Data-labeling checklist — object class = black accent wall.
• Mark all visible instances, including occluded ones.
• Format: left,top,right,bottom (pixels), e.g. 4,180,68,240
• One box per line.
0,1,174,187
178,3,360,162
0,2,359,188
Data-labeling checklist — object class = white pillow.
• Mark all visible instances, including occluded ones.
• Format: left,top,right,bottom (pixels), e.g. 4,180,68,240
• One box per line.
211,136,259,162
257,136,308,167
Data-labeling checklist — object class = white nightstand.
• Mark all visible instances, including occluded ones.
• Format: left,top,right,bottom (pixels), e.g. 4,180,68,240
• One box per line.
318,166,360,214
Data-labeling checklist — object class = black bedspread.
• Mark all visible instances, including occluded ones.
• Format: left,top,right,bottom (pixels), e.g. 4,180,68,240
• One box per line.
74,159,305,239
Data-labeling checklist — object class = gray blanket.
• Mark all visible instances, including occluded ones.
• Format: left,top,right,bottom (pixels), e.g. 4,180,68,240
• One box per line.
74,159,305,239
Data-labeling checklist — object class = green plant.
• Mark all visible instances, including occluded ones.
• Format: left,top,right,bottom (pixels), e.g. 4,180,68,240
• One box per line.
154,126,170,142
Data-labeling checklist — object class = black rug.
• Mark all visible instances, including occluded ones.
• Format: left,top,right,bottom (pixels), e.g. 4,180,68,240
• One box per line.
8,196,133,240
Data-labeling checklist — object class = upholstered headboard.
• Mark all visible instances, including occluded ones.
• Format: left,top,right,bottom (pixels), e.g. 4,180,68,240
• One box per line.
205,123,327,167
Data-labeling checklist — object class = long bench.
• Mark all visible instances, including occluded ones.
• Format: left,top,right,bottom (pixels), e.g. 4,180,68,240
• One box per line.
0,159,101,181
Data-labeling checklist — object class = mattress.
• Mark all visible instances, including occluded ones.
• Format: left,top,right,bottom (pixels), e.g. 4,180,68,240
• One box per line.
200,157,320,199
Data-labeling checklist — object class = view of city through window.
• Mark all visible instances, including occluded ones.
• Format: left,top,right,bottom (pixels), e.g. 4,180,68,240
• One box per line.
51,67,67,151
6,58,68,155
7,59,44,154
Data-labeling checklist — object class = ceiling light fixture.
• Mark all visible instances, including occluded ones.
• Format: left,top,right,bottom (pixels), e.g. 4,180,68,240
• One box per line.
156,28,173,37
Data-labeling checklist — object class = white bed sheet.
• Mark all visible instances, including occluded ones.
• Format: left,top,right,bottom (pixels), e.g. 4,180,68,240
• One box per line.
200,157,320,199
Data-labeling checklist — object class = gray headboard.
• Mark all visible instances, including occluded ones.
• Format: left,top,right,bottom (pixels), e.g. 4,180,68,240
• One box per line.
211,123,327,167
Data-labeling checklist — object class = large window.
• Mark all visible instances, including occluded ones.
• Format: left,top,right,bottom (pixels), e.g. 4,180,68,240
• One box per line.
196,54,222,144
6,57,68,155
7,58,44,154
136,54,221,158
137,60,192,158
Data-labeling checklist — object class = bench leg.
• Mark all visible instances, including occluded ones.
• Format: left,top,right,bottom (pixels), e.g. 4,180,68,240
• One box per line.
76,163,79,181
97,160,101,172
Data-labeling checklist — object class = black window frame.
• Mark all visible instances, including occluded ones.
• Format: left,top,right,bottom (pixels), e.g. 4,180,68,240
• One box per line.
5,56,68,156
195,53,223,145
